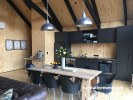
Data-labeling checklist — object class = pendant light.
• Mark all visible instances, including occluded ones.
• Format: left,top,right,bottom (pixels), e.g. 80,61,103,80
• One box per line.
41,0,55,31
76,0,93,27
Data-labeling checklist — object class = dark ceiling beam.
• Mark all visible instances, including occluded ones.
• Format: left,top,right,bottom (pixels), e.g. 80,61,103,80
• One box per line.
84,0,100,29
64,0,79,30
23,0,31,10
7,0,31,28
42,0,62,31
24,0,62,31
123,0,127,26
91,0,101,23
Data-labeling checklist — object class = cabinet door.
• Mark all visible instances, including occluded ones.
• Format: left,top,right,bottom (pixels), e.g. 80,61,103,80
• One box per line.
127,26,133,81
98,29,108,43
55,32,66,43
108,28,116,43
68,31,82,43
117,26,129,80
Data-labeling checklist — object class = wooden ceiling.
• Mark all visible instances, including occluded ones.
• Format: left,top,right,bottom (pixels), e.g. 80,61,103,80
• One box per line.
7,0,133,29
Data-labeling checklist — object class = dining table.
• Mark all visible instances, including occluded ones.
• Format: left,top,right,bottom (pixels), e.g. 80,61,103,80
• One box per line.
28,65,102,100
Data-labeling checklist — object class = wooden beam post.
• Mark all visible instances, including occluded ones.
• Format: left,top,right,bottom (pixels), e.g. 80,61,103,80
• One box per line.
91,0,101,24
7,0,31,28
84,0,100,29
23,0,31,10
64,0,79,31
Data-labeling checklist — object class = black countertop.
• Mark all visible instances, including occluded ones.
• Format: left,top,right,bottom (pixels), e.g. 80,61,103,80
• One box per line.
67,57,116,60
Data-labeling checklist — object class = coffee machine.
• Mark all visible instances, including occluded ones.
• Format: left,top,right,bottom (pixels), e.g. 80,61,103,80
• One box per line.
36,51,43,59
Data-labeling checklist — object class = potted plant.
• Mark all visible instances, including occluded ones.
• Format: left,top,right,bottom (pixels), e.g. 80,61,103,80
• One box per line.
56,47,71,69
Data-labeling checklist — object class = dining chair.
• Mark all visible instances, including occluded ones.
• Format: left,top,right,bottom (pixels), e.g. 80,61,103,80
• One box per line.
42,73,60,100
30,71,44,86
59,76,82,100
93,73,117,100
26,64,35,82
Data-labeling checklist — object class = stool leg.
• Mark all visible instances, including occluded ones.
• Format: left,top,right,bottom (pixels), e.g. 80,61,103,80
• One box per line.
52,88,55,100
60,87,63,100
69,94,70,100
108,94,110,100
78,91,81,100
94,92,96,100
71,94,73,100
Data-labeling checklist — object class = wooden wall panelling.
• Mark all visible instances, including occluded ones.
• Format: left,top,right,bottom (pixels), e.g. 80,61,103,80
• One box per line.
12,0,31,23
71,43,116,58
127,0,133,20
0,0,31,73
95,0,124,23
101,21,124,28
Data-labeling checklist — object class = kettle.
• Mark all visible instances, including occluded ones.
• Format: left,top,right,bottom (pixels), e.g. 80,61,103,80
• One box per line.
36,51,43,59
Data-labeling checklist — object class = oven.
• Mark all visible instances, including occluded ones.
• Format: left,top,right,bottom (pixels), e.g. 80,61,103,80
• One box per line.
66,58,76,67
98,60,112,73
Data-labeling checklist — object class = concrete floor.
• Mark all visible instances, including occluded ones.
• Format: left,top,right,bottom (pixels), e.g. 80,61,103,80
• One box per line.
0,69,133,100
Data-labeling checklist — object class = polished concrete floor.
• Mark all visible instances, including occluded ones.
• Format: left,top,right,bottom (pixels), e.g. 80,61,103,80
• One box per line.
0,69,133,100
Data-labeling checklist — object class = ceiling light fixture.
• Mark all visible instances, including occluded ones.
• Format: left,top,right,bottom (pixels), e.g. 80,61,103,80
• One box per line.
76,0,93,27
41,0,55,31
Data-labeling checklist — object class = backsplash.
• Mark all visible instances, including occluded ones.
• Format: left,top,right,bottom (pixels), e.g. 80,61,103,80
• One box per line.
71,43,116,58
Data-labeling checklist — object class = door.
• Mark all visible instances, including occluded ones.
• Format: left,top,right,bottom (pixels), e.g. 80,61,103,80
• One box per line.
117,26,130,81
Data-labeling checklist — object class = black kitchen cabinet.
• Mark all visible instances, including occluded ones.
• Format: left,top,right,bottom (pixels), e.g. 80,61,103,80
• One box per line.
98,28,116,43
55,32,67,43
68,31,82,43
75,58,98,69
98,29,108,43
117,25,133,81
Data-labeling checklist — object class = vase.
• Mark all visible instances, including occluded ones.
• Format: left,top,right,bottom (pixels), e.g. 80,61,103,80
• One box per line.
61,57,65,69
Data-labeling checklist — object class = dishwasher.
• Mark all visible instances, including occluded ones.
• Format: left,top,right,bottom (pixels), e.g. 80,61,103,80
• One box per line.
66,58,76,67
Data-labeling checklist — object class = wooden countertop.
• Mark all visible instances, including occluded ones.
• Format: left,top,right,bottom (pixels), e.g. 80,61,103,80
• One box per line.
28,65,102,80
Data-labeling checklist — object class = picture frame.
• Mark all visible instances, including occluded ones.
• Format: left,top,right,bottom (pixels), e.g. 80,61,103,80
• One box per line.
14,40,20,50
5,39,13,50
21,40,27,50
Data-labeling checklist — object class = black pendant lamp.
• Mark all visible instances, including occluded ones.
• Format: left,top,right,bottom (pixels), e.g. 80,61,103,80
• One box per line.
76,0,93,27
41,0,55,31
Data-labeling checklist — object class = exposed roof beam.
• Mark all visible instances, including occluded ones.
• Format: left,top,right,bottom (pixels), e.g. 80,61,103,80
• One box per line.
91,0,101,23
7,0,31,28
123,0,127,26
24,0,62,31
23,0,31,10
42,0,62,31
84,0,100,29
64,0,79,30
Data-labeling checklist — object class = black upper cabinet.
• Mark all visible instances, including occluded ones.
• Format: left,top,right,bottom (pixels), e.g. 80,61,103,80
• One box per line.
108,28,116,43
98,29,108,43
55,32,66,43
68,31,82,43
98,28,116,43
